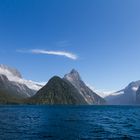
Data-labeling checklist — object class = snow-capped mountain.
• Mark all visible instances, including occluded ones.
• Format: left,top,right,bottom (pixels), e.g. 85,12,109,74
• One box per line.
0,64,43,91
106,80,140,105
85,85,115,98
0,74,34,99
0,64,43,99
64,69,105,105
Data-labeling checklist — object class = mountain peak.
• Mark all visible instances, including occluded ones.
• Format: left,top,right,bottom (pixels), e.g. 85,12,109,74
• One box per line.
30,75,87,105
48,76,62,82
0,64,42,91
0,64,22,78
70,69,78,74
64,69,105,105
64,69,81,83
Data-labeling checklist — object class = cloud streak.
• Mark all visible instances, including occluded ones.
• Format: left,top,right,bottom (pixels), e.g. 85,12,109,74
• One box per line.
18,49,78,60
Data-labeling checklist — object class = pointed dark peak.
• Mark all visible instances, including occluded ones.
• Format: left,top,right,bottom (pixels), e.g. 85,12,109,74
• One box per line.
70,69,78,74
64,69,81,81
70,69,81,78
70,69,80,77
128,80,140,87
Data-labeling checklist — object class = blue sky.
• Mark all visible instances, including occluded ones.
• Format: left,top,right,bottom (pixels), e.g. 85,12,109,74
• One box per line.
0,0,140,91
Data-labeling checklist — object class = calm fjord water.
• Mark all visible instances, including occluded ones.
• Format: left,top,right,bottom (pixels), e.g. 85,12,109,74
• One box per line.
0,105,140,140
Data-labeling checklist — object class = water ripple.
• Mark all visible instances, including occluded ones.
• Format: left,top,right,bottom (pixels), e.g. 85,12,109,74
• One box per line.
0,105,140,140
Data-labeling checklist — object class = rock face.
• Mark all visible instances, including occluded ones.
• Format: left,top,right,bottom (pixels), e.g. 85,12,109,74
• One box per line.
136,86,140,104
28,76,88,105
0,65,105,105
0,64,43,103
106,81,140,105
64,69,106,105
0,74,34,103
0,64,43,92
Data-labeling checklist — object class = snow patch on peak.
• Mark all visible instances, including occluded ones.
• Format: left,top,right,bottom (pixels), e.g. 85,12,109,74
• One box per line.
132,86,139,91
0,64,43,91
123,80,140,94
0,64,22,78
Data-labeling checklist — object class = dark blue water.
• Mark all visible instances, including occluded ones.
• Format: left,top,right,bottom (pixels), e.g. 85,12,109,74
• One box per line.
0,105,140,140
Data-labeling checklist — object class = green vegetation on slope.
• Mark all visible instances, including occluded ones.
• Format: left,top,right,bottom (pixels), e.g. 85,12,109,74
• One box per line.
27,76,87,105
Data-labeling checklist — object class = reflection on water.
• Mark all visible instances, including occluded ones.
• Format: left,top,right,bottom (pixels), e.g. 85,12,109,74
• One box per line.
0,105,140,140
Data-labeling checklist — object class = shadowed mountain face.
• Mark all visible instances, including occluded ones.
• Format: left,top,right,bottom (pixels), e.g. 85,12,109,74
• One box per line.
136,86,140,104
28,76,88,105
0,74,34,103
0,64,43,104
0,64,43,91
64,69,106,105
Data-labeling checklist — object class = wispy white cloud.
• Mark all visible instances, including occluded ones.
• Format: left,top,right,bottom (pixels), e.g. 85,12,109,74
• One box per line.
27,49,78,60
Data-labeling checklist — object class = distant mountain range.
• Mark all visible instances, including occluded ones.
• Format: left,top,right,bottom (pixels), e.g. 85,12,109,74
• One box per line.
106,80,140,105
1,64,140,105
0,65,43,103
0,64,105,105
0,64,43,91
